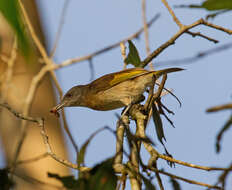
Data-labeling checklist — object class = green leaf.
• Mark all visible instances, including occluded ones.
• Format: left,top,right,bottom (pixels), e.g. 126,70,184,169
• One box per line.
177,0,232,11
202,0,232,10
77,127,107,166
89,158,117,190
152,104,166,145
48,172,79,189
0,0,30,56
77,135,94,167
170,178,181,190
125,40,142,67
48,158,117,190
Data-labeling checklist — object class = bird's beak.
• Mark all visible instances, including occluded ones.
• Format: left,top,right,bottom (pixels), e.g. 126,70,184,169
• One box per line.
50,101,66,117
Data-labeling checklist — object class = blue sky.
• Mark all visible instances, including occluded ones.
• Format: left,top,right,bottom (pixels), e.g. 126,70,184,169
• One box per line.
38,0,232,189
2,0,232,189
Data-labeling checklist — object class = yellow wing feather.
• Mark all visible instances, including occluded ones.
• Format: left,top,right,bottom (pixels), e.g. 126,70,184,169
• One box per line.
109,68,148,86
89,67,183,93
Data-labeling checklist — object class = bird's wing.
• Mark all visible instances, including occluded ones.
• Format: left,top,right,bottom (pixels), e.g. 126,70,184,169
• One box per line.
89,67,184,93
89,68,149,92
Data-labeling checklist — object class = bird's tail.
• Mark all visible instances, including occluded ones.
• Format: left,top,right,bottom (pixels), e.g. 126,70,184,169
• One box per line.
152,68,184,78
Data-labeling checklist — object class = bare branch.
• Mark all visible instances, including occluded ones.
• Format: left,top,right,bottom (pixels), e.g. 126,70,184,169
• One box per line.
115,116,128,164
155,42,232,66
141,18,232,68
153,162,165,190
207,103,232,113
142,0,153,69
158,154,228,171
50,0,71,57
0,37,17,101
120,42,127,69
203,20,232,35
161,0,222,43
149,167,221,189
57,14,160,69
16,153,49,165
186,31,219,43
161,0,183,28
0,102,87,171
0,103,41,124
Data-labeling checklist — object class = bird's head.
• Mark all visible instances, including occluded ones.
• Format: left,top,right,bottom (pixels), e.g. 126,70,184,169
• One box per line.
50,85,86,117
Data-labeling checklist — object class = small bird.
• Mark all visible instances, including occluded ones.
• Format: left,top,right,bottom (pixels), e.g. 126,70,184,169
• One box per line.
51,67,183,117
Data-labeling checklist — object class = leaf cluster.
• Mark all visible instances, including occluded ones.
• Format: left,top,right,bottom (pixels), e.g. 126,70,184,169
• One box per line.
48,159,117,190
0,1,30,56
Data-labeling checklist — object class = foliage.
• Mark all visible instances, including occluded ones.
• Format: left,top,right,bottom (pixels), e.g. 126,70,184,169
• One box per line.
152,103,166,145
176,0,232,12
197,0,232,11
0,0,30,56
125,40,142,67
48,159,117,190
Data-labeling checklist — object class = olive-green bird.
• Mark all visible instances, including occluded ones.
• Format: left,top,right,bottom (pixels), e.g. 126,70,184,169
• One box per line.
51,67,183,116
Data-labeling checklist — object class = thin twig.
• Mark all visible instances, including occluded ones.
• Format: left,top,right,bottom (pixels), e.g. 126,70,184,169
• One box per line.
158,154,228,171
186,31,219,43
212,162,232,190
203,20,232,35
18,0,50,61
50,0,70,57
161,0,183,28
56,14,160,69
0,37,17,101
207,103,232,113
155,42,232,67
141,18,232,68
149,167,221,189
0,103,41,123
142,0,153,69
153,162,165,190
0,102,87,171
161,0,219,43
88,58,95,81
39,118,88,171
120,42,127,69
16,153,49,165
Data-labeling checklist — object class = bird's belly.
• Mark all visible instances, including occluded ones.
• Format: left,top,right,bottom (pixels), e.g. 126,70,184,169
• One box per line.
86,92,126,111
88,74,153,111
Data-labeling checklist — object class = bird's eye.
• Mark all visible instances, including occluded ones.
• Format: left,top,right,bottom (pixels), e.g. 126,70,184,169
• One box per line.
66,93,72,98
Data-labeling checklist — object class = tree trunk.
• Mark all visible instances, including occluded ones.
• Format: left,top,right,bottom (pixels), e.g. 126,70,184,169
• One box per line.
0,1,70,189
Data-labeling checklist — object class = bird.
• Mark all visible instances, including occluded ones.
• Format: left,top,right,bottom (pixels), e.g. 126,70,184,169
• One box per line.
50,67,183,117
